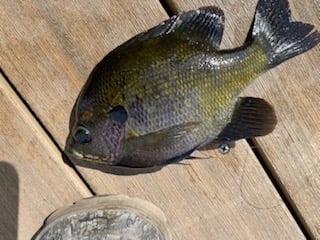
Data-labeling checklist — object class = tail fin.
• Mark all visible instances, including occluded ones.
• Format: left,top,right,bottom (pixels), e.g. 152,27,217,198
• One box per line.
247,0,320,68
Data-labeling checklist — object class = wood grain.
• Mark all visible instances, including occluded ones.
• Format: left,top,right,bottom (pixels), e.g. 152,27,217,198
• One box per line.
0,0,314,238
74,141,306,239
166,0,320,238
0,0,167,148
0,75,92,239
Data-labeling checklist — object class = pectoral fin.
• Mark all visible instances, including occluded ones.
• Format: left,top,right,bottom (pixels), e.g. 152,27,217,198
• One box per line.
214,97,277,142
127,121,201,150
122,122,201,167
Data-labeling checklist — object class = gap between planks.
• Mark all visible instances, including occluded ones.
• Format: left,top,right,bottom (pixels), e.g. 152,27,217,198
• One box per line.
0,0,312,238
247,138,313,239
0,68,96,196
159,0,314,238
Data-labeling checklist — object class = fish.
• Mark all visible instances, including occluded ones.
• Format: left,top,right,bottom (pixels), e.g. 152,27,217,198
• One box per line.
65,0,320,168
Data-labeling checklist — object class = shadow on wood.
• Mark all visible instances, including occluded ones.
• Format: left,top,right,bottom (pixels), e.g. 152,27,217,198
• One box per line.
62,141,236,176
62,153,164,175
0,162,18,240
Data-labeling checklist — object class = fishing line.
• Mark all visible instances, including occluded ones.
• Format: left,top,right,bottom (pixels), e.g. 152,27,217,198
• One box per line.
239,144,283,210
244,139,313,239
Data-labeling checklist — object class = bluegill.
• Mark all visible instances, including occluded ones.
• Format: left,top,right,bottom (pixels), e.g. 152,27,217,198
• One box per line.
66,0,319,167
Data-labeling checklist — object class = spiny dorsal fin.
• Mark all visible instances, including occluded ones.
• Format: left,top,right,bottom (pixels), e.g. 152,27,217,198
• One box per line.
124,7,225,49
168,7,225,48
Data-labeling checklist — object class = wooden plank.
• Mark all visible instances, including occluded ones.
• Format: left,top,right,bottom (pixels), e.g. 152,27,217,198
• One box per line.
0,0,167,147
0,0,307,239
166,0,320,238
245,1,320,237
0,75,92,239
75,142,307,239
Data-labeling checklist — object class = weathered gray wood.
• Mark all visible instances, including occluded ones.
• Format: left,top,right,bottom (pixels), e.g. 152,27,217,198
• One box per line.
167,0,320,237
0,0,313,238
0,75,92,239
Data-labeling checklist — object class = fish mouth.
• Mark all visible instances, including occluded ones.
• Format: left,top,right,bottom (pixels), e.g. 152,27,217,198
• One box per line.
66,147,118,165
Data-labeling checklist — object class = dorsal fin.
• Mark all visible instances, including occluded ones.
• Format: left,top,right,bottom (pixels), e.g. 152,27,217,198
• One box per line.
124,7,225,49
166,7,225,48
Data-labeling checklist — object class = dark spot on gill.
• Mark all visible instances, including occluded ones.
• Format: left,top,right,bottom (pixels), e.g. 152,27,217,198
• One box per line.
108,105,128,124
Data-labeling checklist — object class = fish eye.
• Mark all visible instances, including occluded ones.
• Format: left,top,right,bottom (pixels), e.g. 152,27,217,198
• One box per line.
73,126,91,144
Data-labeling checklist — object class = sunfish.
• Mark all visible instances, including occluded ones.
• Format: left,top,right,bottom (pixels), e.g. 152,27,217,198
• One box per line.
66,0,319,167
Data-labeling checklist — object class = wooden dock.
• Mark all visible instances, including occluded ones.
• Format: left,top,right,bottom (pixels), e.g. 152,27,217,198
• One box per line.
0,0,319,239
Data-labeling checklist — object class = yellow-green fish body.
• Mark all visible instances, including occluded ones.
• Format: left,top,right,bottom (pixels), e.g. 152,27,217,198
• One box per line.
66,0,319,167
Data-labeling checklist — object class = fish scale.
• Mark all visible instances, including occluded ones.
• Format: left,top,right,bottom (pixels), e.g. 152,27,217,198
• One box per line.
66,0,319,168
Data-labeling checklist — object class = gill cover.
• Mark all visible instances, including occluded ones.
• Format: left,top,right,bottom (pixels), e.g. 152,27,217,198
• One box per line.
103,106,128,157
